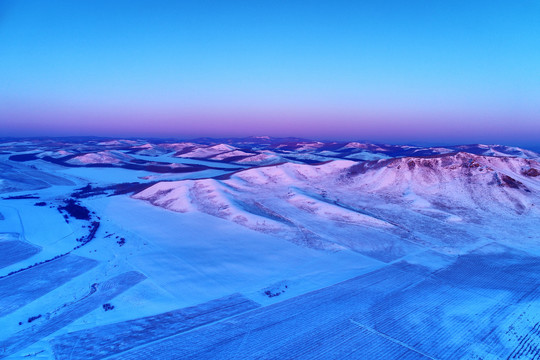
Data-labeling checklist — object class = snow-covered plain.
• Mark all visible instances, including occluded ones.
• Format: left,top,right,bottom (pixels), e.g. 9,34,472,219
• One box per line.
0,138,539,359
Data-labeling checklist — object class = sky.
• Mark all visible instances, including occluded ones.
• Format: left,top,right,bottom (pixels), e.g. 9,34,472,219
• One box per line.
1,0,539,146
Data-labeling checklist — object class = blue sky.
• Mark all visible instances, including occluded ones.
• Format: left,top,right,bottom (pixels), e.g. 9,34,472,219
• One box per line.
1,0,539,146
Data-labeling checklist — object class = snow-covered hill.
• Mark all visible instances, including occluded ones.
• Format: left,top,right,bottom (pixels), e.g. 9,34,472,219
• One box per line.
175,144,238,158
345,152,539,211
66,150,135,165
134,152,540,257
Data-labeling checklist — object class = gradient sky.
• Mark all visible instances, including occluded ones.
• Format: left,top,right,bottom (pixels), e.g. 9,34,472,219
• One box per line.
1,0,539,146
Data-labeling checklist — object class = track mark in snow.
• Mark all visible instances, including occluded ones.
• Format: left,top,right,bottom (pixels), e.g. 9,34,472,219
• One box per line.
349,319,438,360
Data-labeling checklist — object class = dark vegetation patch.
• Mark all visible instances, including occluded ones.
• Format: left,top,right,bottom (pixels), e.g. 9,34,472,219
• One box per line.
125,163,208,173
103,182,154,196
8,153,39,162
127,159,147,164
345,162,369,177
40,155,224,173
262,283,288,298
34,202,47,207
264,289,284,298
71,182,156,199
281,156,322,165
213,170,246,181
522,168,539,177
102,303,115,311
346,158,394,177
58,199,91,220
117,238,126,247
71,184,107,198
2,194,40,200
461,159,481,168
28,314,42,323
500,174,526,190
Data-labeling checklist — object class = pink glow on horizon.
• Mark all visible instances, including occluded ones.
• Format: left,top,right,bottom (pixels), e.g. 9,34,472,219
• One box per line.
2,100,538,146
2,89,538,146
